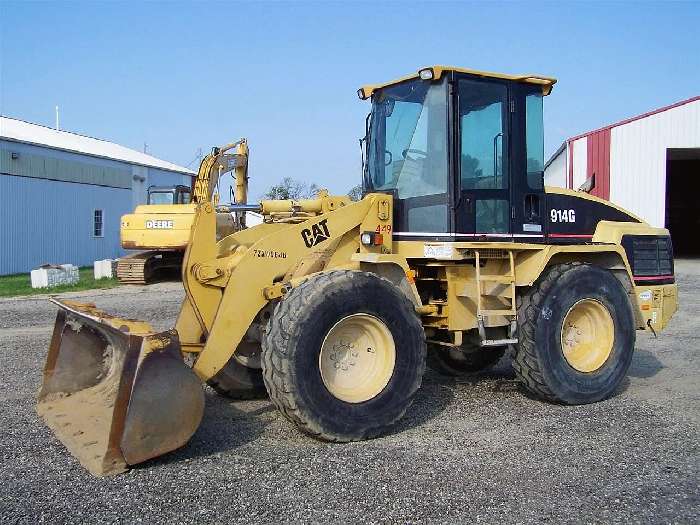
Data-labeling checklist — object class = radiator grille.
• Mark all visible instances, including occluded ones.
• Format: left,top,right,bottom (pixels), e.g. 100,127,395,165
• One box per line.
624,236,674,277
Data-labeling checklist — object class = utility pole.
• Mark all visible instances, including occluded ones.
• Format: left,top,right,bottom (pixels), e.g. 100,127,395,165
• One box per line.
55,106,60,130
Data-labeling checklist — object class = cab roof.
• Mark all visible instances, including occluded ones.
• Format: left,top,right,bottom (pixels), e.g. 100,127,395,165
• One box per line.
358,65,557,100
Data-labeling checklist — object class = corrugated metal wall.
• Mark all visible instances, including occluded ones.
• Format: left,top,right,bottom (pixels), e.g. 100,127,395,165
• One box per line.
1,140,131,188
571,137,588,190
545,98,699,228
0,141,195,275
586,129,611,200
609,100,700,227
544,148,567,187
0,174,131,275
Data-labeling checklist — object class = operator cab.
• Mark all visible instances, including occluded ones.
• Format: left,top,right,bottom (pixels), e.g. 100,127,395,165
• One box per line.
360,66,555,241
147,185,192,205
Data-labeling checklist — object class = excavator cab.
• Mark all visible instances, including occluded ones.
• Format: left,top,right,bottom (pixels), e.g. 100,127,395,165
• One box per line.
361,66,553,241
147,185,192,205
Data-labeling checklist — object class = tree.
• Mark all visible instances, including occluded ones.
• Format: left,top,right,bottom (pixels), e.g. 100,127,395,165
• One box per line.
263,177,319,200
347,184,363,201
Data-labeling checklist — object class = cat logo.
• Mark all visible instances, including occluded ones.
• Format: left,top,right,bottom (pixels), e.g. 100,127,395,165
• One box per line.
301,219,331,248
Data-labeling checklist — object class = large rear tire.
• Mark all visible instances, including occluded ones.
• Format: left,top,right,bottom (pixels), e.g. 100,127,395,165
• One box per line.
512,262,635,404
262,270,426,442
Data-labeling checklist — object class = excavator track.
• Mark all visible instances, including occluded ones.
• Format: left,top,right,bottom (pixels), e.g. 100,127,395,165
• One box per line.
116,251,183,284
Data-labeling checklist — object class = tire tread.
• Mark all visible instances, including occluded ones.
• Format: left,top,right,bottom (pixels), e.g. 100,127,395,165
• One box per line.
262,269,425,442
512,262,583,402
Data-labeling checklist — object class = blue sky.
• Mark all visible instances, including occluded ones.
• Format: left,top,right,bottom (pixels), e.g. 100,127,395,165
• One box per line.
2,1,698,199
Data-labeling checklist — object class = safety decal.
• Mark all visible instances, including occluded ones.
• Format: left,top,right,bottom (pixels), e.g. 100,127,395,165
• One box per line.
423,243,454,259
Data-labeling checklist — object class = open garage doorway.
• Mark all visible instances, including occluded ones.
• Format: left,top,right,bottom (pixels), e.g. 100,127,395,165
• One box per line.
666,148,700,256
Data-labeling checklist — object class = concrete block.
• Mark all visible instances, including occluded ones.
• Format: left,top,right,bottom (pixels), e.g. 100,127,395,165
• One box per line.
31,264,79,289
93,259,115,280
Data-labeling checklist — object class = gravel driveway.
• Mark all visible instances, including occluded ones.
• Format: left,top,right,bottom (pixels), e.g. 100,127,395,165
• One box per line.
1,262,698,524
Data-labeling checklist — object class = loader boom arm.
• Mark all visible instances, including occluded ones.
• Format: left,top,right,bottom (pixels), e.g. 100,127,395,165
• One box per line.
175,192,393,380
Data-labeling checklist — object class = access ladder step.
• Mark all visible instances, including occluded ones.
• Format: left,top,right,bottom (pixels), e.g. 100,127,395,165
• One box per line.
479,275,514,284
481,338,518,347
479,309,516,317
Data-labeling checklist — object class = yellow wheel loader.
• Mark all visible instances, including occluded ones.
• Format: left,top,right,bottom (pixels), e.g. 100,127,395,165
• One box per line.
37,66,679,476
117,140,251,284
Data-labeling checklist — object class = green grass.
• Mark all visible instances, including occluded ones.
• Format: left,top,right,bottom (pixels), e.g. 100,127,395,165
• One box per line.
0,267,120,298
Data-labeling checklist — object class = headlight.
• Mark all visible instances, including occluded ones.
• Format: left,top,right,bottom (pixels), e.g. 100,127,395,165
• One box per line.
360,232,384,246
418,67,434,80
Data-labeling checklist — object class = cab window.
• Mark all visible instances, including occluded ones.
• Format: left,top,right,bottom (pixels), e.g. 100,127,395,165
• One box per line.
526,92,545,190
148,191,175,205
459,79,508,191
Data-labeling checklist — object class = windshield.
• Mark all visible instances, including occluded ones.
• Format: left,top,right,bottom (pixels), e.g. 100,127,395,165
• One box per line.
148,191,176,205
365,79,448,199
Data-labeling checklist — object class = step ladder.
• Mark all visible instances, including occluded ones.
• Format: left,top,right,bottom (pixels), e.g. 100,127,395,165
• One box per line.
475,250,518,347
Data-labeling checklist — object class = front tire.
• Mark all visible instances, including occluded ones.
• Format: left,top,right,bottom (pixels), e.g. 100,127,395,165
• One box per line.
262,270,426,441
512,262,635,404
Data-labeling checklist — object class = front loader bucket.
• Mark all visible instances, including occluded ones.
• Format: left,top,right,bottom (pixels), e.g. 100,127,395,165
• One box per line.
37,299,204,476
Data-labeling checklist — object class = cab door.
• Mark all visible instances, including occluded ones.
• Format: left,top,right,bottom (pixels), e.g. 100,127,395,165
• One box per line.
510,85,546,240
454,77,512,239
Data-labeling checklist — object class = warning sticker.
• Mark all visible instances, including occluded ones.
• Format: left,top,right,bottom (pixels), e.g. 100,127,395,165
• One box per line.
424,243,454,259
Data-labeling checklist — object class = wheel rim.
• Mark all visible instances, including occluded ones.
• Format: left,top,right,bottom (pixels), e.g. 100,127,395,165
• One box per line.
561,299,614,373
319,313,396,403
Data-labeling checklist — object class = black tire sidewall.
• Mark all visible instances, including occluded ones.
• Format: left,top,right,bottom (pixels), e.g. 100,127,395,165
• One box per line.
280,272,424,437
534,265,635,403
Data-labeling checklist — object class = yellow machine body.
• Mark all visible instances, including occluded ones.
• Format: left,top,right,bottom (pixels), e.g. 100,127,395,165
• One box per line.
120,204,196,250
172,191,677,382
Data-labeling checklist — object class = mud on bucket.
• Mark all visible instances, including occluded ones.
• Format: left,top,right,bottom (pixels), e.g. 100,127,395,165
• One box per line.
37,299,204,476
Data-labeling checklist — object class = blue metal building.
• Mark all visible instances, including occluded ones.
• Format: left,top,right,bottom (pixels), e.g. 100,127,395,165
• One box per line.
0,116,195,275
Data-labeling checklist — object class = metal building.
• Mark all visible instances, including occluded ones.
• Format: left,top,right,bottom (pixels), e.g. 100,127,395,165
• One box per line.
0,116,194,275
544,96,700,255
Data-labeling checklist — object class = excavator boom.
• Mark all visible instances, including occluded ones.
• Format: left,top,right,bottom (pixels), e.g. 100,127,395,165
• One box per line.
117,140,249,283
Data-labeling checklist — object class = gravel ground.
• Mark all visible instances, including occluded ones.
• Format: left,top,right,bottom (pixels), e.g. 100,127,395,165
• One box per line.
1,263,698,524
